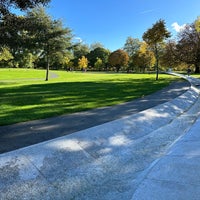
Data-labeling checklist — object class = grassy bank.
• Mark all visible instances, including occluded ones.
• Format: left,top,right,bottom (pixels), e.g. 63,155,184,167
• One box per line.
0,68,178,125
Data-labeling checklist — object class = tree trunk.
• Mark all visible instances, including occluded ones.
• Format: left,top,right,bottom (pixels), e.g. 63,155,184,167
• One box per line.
155,44,159,80
116,65,120,72
195,64,200,73
45,55,49,81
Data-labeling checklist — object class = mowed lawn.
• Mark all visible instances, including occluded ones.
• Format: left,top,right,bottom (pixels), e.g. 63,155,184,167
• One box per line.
0,68,178,125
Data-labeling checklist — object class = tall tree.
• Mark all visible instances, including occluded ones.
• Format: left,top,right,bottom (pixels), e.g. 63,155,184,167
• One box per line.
0,14,35,68
143,19,171,80
176,23,200,73
87,47,110,68
26,7,72,80
132,42,155,73
123,37,141,57
160,40,180,69
108,49,129,72
72,43,90,67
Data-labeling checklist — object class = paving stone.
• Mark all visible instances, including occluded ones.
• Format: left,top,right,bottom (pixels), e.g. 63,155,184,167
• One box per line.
131,179,200,200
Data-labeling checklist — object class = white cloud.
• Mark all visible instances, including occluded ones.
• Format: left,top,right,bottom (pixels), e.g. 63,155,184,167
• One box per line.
74,37,83,43
171,22,186,32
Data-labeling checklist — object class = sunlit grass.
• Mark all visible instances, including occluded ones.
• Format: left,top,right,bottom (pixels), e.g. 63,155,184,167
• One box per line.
0,68,178,125
192,74,200,78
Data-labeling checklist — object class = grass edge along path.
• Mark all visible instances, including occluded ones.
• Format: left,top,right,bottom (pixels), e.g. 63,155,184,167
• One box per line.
0,69,179,126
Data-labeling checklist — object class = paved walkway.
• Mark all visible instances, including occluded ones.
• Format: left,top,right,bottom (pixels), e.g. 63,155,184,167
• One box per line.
1,73,200,200
132,116,200,200
0,81,189,153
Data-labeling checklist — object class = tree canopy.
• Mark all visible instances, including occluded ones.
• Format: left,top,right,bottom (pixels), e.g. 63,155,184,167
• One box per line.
143,19,171,79
123,37,141,57
26,7,72,80
1,4,200,75
108,49,129,72
0,6,73,79
87,47,110,68
175,24,200,73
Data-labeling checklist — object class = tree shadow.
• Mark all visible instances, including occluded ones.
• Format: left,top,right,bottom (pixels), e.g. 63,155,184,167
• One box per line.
0,81,190,153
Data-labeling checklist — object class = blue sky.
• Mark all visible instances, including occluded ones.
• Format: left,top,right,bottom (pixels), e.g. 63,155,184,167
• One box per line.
47,0,200,51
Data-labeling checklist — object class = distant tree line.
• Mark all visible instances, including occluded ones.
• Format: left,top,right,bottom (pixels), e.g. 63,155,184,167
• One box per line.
1,0,200,80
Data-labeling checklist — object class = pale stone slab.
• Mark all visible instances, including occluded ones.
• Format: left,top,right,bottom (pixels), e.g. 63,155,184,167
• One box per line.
132,179,200,200
181,117,200,141
0,153,57,200
168,141,200,156
147,155,200,185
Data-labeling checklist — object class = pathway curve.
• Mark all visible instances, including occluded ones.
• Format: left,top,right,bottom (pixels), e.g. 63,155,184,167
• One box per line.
1,73,200,200
0,81,189,153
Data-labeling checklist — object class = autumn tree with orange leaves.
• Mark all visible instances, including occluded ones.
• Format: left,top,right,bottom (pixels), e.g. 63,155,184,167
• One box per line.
108,49,129,72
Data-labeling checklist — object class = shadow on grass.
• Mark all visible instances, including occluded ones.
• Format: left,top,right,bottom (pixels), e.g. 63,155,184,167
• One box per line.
0,79,170,125
0,80,190,153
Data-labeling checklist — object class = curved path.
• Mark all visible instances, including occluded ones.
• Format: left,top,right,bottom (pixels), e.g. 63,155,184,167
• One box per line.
132,73,200,199
1,74,200,200
0,81,189,153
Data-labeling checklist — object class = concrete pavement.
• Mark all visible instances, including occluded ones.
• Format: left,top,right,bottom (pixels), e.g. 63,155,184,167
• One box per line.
132,116,200,200
1,73,200,200
131,72,200,200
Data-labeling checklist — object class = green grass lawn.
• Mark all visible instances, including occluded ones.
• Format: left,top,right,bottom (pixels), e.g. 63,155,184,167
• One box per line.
0,68,178,125
192,74,200,78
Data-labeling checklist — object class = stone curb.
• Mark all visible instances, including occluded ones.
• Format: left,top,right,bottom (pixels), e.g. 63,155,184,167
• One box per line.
131,74,200,200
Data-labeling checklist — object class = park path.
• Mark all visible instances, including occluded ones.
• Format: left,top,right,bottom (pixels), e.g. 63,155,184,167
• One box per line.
0,81,189,153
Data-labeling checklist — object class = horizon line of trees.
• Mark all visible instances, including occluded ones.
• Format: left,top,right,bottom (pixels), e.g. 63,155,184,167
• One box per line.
1,0,200,80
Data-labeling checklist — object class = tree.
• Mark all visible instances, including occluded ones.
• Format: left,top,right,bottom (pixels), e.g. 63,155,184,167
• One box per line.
143,19,171,80
18,51,36,68
72,43,90,67
0,0,51,67
0,0,50,17
50,51,73,70
0,15,28,50
26,7,72,80
78,56,88,71
0,15,27,67
0,46,13,61
94,57,103,71
123,36,141,57
132,42,155,73
87,47,110,69
0,46,13,67
175,23,200,73
195,16,200,32
90,42,104,51
160,40,180,70
108,49,129,72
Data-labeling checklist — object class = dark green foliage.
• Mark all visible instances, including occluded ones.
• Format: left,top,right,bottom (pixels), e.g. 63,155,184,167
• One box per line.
87,47,110,68
0,7,73,78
